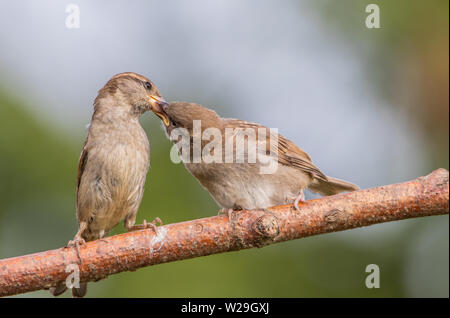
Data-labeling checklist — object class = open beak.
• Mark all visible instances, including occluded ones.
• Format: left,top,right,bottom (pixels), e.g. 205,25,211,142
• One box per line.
148,95,170,126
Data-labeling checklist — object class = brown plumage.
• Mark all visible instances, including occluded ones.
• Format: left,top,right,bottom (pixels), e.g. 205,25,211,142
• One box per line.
151,102,358,211
51,72,167,297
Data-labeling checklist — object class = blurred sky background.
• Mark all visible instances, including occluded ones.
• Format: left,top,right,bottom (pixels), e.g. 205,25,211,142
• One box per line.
0,0,448,297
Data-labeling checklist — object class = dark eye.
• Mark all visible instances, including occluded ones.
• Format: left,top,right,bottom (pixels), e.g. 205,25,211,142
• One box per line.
144,81,152,90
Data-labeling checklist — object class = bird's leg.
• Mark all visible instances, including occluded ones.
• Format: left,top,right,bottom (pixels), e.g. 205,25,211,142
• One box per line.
285,195,296,204
227,205,244,219
226,208,235,220
67,221,87,265
293,190,306,212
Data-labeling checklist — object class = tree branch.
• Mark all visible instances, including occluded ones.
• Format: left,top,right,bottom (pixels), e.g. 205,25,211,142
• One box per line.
0,168,448,297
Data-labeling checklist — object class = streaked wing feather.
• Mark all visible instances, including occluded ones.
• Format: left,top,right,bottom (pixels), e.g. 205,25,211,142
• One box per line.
76,142,88,198
223,118,327,181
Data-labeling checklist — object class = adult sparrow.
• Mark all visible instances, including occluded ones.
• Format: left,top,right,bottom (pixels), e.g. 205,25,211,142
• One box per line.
151,102,358,213
51,72,168,297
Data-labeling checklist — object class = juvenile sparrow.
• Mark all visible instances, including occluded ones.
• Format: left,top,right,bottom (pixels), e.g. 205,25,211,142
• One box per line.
51,72,168,297
151,102,358,212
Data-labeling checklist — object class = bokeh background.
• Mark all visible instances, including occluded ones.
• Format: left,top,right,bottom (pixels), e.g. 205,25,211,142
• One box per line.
0,0,448,297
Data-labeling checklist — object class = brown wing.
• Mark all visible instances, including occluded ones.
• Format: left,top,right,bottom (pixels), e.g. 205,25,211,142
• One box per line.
76,141,89,200
278,134,328,182
223,118,328,182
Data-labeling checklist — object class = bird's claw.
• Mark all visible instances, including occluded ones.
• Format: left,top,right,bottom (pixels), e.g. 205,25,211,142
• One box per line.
293,191,306,212
67,238,86,247
127,217,163,233
67,238,86,265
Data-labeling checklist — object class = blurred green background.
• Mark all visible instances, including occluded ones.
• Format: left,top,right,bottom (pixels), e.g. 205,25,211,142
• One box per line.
0,1,448,297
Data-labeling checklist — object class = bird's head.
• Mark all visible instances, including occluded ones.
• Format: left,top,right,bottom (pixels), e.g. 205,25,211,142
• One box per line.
152,102,222,136
94,72,168,120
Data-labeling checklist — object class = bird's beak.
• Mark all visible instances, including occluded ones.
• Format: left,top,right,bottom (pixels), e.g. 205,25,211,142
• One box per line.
148,95,170,126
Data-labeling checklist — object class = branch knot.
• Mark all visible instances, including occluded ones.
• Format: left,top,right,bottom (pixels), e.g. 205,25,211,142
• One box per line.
253,213,280,238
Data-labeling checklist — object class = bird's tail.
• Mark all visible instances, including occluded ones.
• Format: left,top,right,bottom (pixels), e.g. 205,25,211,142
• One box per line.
72,282,88,297
49,283,67,297
50,282,87,298
309,176,359,196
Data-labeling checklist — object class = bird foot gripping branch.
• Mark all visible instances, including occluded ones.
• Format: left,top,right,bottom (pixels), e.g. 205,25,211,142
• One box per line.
126,217,163,232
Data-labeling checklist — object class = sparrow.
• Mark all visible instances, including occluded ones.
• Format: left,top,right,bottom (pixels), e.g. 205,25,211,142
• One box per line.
51,72,168,297
151,102,358,213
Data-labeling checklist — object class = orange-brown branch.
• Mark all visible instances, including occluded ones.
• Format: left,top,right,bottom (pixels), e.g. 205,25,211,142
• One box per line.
0,169,448,297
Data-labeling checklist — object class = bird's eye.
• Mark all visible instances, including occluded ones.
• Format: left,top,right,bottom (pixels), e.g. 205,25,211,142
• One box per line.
144,81,152,90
